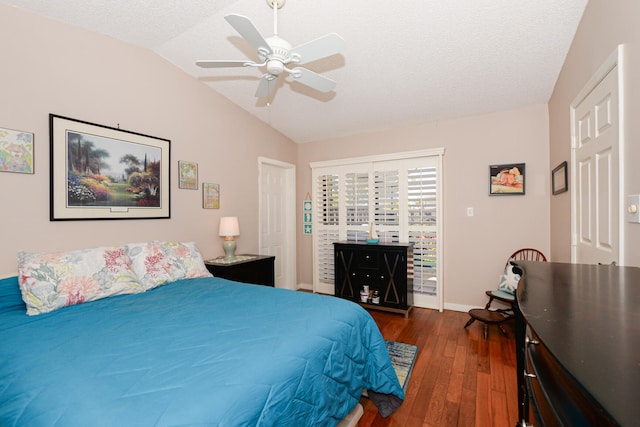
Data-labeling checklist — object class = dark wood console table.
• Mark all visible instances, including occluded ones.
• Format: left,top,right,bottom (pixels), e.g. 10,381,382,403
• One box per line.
334,242,413,317
514,261,640,426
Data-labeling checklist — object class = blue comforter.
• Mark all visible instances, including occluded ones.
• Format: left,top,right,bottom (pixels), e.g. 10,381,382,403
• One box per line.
0,276,403,426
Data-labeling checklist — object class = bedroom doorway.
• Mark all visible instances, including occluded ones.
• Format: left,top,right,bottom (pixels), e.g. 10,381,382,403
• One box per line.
258,158,296,289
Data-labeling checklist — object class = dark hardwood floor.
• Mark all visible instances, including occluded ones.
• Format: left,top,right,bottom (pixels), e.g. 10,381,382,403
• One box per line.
359,308,518,427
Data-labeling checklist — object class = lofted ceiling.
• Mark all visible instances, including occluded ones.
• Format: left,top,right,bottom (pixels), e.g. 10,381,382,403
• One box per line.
2,0,588,143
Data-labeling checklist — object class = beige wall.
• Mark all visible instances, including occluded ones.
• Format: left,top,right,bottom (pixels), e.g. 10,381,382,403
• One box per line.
0,5,296,276
297,104,551,310
2,4,559,309
549,0,640,266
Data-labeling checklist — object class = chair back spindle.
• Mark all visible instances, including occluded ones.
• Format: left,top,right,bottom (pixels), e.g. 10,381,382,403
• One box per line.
507,248,547,267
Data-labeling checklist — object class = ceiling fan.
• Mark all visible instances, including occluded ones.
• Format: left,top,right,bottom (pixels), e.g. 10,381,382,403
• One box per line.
196,0,345,100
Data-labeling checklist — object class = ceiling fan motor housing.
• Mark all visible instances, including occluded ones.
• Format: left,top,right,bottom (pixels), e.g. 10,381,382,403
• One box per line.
265,36,291,75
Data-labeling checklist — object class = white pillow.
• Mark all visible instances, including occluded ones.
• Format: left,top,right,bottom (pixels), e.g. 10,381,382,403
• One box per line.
498,261,521,295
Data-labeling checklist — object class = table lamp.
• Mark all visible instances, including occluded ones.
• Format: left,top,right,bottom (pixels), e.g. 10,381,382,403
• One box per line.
219,216,240,261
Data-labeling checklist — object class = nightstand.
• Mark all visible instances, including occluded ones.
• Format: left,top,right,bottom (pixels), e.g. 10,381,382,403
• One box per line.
204,254,275,287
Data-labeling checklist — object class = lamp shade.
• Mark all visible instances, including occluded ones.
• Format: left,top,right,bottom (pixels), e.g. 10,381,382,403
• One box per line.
219,216,240,237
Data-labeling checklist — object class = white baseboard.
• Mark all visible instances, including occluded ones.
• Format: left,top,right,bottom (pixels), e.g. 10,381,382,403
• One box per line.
443,302,476,313
296,282,313,291
292,286,486,314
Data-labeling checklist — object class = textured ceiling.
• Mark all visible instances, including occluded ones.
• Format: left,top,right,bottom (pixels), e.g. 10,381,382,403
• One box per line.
2,0,588,143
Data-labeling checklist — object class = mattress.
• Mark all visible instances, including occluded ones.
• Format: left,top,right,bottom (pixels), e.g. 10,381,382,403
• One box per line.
0,275,403,426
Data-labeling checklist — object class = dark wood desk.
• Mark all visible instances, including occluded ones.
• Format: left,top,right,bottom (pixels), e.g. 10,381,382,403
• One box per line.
515,261,640,426
204,254,275,287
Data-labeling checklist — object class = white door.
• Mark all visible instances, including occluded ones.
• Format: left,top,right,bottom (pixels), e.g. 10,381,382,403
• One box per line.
572,59,620,265
259,158,296,289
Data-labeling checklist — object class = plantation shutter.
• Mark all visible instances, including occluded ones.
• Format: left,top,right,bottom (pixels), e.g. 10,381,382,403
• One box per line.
311,149,443,311
315,174,339,288
374,170,400,226
407,166,438,296
373,169,400,243
345,172,369,241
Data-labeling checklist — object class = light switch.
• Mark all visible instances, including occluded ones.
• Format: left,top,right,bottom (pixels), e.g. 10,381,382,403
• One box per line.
627,195,640,223
467,207,474,217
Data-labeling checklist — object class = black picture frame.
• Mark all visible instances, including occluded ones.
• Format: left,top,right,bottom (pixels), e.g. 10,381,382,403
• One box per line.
50,114,171,220
552,161,568,195
489,163,526,195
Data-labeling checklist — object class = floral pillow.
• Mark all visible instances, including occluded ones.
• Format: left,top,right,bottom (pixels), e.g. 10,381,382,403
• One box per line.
18,246,144,315
498,261,523,295
124,241,212,291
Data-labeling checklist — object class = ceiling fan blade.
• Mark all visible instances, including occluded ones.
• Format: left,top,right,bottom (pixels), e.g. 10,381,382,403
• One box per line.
255,74,278,98
289,33,345,64
196,60,253,68
288,67,336,93
225,13,272,57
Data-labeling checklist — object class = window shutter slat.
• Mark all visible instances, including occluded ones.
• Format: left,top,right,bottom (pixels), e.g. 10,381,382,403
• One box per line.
408,167,437,226
345,172,369,226
317,229,339,285
317,174,339,225
409,231,437,295
374,170,400,226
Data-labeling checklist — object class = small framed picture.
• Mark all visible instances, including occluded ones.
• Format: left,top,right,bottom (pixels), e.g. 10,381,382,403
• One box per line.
552,161,568,195
178,160,198,189
202,183,220,209
0,126,34,174
489,163,525,195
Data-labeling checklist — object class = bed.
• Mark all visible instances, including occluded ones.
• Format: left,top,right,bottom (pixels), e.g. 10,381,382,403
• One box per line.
0,242,403,426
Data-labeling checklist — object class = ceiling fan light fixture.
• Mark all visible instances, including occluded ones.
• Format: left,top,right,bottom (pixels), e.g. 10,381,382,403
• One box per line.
266,59,284,75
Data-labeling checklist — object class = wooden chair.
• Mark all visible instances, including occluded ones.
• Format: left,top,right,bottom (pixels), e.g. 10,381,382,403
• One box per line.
464,248,547,340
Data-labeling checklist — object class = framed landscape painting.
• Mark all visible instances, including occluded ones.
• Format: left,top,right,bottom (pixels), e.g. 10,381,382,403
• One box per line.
50,114,171,220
